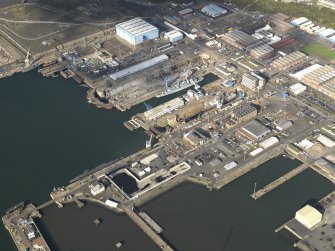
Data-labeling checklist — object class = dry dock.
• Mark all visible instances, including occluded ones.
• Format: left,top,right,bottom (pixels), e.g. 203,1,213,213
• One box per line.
251,162,310,200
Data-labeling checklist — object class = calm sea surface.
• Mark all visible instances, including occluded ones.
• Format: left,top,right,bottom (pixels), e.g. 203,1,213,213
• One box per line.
0,71,333,251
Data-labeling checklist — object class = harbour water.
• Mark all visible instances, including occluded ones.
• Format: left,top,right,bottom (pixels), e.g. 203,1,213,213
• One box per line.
142,162,335,251
0,71,334,251
0,71,217,251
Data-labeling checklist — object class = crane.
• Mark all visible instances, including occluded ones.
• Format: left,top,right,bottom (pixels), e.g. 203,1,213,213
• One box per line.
24,49,30,67
146,134,153,149
144,102,153,111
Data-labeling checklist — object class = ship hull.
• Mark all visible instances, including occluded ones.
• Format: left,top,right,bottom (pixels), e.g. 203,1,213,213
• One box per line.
155,78,202,98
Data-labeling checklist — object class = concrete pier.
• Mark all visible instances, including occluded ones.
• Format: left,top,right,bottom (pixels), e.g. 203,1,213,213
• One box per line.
123,206,174,251
213,146,284,189
251,162,310,200
73,197,85,208
310,162,335,184
139,211,164,234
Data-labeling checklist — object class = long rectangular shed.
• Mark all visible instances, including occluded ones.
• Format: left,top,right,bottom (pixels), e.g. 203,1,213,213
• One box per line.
291,17,308,26
110,54,169,80
319,29,335,38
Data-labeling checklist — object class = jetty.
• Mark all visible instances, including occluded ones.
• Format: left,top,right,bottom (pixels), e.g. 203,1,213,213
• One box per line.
251,162,310,200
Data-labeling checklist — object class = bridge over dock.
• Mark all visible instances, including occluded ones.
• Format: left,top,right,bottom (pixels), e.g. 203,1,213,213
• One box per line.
39,62,70,77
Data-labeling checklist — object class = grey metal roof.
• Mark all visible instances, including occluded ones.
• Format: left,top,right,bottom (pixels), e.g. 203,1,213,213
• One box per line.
116,18,158,37
110,54,169,80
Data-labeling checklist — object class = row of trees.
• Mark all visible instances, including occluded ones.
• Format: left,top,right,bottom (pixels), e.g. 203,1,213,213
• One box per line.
243,0,335,28
153,0,335,27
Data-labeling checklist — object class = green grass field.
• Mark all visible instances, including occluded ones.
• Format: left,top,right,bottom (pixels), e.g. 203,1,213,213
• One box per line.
303,43,335,61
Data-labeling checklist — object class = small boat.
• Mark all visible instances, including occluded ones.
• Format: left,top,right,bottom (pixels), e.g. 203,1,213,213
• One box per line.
116,241,124,248
94,218,101,226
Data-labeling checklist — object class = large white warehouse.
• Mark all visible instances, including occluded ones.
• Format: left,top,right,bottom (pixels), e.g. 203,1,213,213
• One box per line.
116,18,159,45
295,205,322,229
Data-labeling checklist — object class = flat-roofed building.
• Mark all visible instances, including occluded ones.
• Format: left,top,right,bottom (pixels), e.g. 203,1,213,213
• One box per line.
249,43,275,60
164,30,183,42
268,13,293,32
231,104,257,123
116,18,159,45
289,83,307,95
239,120,271,141
221,29,260,50
241,72,266,91
184,128,209,146
295,205,322,229
201,4,227,17
317,134,335,148
318,0,335,10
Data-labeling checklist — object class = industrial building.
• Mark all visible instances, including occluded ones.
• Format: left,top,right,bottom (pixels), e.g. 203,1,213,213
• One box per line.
318,79,335,99
216,62,236,76
201,4,227,17
289,83,307,95
224,161,237,170
184,129,209,146
270,51,306,71
319,29,335,38
291,64,335,99
322,124,335,138
110,54,169,80
179,8,193,15
241,72,266,91
290,64,322,81
295,205,322,229
249,43,275,60
259,136,279,149
249,147,264,157
116,18,159,45
90,183,105,196
231,104,257,123
276,120,293,131
164,30,183,42
268,13,293,32
318,0,335,10
317,134,335,148
290,17,309,26
239,120,271,141
286,144,302,156
298,65,335,99
252,25,282,45
144,97,184,120
221,29,260,50
105,199,119,208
